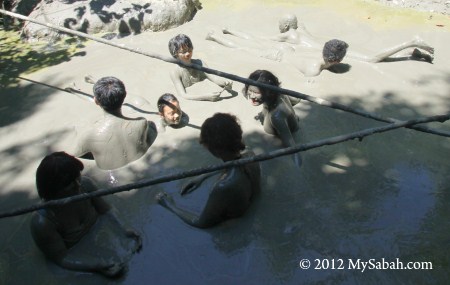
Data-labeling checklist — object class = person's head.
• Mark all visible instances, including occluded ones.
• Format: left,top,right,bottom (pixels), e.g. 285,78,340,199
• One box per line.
36,152,84,201
157,93,182,126
278,14,298,33
168,34,193,63
199,113,245,160
243,70,281,108
93,76,127,112
322,39,349,65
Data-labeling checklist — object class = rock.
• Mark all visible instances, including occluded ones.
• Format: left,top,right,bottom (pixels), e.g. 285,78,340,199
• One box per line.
20,0,202,41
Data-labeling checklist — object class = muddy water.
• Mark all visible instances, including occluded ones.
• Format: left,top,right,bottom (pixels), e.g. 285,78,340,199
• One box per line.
1,0,449,284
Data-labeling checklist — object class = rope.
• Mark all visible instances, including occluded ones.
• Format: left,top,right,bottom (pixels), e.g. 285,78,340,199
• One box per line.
0,113,448,219
1,9,449,138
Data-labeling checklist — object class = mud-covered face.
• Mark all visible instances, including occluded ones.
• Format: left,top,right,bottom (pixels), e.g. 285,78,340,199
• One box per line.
278,20,289,33
161,101,182,125
247,86,263,106
177,45,193,63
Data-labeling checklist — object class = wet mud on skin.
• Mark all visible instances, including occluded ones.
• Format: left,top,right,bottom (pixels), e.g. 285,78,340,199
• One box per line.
1,0,450,284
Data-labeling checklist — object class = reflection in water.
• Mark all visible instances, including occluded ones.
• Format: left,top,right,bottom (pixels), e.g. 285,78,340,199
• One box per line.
376,163,434,232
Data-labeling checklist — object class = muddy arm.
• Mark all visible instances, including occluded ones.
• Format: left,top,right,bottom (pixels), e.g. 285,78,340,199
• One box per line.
85,177,142,252
170,69,221,101
157,189,225,228
271,114,302,168
30,213,124,277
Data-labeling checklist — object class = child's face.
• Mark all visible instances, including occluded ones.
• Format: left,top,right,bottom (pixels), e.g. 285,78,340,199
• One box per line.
160,101,182,125
177,45,193,63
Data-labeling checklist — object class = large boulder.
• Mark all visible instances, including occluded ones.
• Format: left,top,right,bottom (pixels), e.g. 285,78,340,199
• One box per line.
21,0,202,40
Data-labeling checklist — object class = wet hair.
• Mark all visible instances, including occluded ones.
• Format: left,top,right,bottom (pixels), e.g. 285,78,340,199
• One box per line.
157,93,179,113
36,152,84,201
243,70,281,109
322,39,349,63
93,76,126,112
280,14,298,30
168,34,193,58
200,113,245,155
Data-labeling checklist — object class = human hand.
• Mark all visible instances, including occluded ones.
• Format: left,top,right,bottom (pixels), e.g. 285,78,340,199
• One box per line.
208,91,222,102
223,81,233,90
125,229,142,253
99,261,126,278
156,191,173,207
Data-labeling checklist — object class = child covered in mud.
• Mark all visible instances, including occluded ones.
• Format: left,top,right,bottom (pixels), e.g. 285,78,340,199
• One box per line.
168,34,233,101
73,76,157,170
30,152,142,278
156,93,188,132
156,113,261,228
243,70,302,167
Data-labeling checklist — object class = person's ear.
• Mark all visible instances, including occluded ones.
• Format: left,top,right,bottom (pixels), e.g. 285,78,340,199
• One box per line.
94,97,99,106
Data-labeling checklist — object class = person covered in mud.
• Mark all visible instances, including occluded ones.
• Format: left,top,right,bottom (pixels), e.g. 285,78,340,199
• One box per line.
221,13,434,64
157,93,188,132
168,34,233,101
208,12,434,77
243,70,302,167
30,152,142,278
292,39,349,77
206,31,348,76
157,113,261,228
73,76,157,170
222,13,324,49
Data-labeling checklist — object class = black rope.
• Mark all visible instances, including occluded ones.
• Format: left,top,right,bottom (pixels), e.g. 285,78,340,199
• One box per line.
0,113,448,219
1,9,449,138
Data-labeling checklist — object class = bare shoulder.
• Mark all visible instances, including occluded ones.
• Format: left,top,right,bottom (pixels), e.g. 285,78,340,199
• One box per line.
80,176,98,193
170,65,183,78
30,210,57,239
302,61,322,77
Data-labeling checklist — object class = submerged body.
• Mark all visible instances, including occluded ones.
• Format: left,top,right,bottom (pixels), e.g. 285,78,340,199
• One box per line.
169,34,232,101
73,76,157,170
30,153,142,278
208,14,434,77
75,112,156,170
157,113,261,228
245,70,302,167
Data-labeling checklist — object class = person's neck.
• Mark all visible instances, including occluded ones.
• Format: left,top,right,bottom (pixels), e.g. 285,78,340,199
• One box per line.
321,60,335,70
221,152,241,162
104,108,123,117
264,96,282,111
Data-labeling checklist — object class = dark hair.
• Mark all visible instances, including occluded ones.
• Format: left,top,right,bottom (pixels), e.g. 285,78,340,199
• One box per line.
93,76,126,112
36,152,84,200
243,70,281,109
157,93,179,113
168,34,193,58
322,39,348,63
200,113,245,155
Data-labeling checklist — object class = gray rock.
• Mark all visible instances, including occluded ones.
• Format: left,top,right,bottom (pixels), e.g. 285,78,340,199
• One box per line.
21,0,202,41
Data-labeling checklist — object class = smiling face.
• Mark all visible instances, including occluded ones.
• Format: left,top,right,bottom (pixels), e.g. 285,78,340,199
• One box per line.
160,100,182,125
247,86,263,106
177,45,193,63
